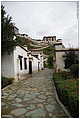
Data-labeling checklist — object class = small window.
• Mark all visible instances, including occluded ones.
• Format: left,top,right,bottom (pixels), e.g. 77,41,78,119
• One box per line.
18,55,23,70
24,58,27,69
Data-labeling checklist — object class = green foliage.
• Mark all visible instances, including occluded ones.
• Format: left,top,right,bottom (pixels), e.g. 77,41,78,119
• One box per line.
15,36,37,50
43,45,55,69
44,61,47,68
47,55,53,68
70,64,79,78
53,72,79,117
43,46,55,55
1,77,14,89
63,49,79,78
63,50,79,69
1,5,15,55
16,36,32,45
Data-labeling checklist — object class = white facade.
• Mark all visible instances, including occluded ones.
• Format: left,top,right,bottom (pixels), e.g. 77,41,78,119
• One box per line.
38,54,44,70
13,46,29,80
55,51,66,72
1,52,14,78
32,56,38,71
31,51,44,70
1,45,44,81
55,44,63,49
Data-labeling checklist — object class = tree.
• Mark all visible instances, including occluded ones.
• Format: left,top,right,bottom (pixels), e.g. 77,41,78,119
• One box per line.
63,49,79,69
43,45,55,69
47,55,53,68
1,5,6,42
1,5,16,54
70,64,79,78
43,45,55,55
63,49,79,78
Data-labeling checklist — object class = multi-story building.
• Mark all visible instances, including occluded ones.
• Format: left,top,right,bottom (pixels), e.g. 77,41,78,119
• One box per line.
42,36,56,44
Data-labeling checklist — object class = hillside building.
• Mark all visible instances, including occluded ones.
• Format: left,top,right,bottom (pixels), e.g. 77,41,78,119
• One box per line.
42,36,56,44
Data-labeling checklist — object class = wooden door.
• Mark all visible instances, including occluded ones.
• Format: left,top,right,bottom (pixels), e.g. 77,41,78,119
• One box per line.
29,61,32,74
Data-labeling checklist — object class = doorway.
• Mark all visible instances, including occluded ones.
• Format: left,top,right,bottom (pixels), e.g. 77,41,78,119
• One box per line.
29,61,32,74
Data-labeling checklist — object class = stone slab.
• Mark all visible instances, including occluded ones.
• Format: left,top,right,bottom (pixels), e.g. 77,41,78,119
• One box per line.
25,108,46,117
11,108,26,116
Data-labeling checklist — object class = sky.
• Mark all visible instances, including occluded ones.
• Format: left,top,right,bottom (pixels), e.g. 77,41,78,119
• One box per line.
2,1,79,48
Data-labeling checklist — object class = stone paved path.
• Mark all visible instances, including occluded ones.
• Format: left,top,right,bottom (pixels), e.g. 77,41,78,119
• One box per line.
1,69,68,118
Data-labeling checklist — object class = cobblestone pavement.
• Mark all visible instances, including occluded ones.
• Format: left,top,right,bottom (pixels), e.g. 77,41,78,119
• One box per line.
1,69,68,118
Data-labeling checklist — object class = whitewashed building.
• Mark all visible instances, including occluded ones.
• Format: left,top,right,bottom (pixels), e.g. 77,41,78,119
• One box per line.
1,45,44,81
31,49,44,70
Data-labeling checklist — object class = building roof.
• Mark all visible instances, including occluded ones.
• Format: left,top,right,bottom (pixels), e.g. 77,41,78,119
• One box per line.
30,45,49,51
55,48,79,52
17,44,39,60
16,43,29,52
54,42,62,45
32,39,42,41
12,25,19,31
43,36,56,38
43,36,56,40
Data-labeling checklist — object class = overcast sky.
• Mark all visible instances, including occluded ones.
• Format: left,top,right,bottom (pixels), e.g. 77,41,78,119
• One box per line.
2,1,79,48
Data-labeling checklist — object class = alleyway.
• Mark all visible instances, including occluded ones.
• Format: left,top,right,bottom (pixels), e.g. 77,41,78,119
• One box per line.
2,69,68,118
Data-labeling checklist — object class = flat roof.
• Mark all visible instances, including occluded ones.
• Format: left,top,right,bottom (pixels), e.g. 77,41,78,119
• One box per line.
54,42,62,45
55,48,79,52
43,36,56,38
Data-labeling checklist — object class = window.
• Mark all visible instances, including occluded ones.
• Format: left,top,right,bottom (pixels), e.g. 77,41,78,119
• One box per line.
33,55,38,58
18,55,23,70
24,58,27,69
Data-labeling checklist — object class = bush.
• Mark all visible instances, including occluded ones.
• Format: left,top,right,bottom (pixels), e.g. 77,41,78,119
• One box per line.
43,46,55,55
53,72,79,117
70,64,79,78
1,77,14,89
44,61,48,68
47,55,53,68
63,49,79,69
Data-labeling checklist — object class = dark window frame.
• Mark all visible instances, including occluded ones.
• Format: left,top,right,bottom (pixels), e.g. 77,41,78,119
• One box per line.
24,58,27,70
18,55,23,70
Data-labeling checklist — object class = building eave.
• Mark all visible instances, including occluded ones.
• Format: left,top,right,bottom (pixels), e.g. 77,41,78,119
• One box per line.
55,48,79,52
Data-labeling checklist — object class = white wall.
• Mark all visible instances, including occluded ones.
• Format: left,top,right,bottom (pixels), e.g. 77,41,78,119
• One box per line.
31,51,44,70
55,45,63,49
1,45,44,81
32,56,38,72
1,51,14,78
38,54,44,70
56,51,66,72
13,46,29,80
40,56,44,69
